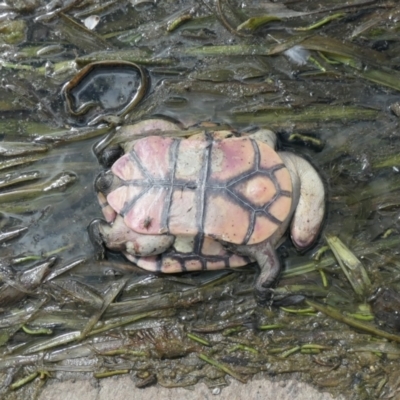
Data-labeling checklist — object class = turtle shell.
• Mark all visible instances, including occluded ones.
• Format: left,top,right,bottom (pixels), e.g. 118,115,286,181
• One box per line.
107,135,292,246
124,236,252,273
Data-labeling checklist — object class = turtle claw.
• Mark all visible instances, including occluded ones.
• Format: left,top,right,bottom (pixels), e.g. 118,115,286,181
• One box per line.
88,219,106,260
255,287,275,306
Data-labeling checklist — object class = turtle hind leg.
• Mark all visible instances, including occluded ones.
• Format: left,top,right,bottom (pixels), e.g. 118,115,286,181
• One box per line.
253,242,281,305
236,241,281,305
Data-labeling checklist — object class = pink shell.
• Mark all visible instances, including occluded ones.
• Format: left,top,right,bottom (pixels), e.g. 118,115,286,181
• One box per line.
108,135,292,245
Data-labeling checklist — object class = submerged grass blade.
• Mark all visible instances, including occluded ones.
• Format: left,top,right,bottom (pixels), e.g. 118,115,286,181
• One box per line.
21,310,160,355
258,324,284,330
0,354,43,370
22,325,53,335
0,142,48,157
294,13,345,31
12,245,73,264
348,342,400,355
231,106,379,125
75,50,175,67
237,15,281,31
306,300,400,344
187,333,211,346
325,235,371,297
301,35,386,65
79,279,128,339
183,35,309,57
0,227,28,244
10,371,39,390
58,13,110,52
33,126,112,144
0,172,77,203
22,331,82,354
167,12,193,32
280,346,300,358
373,153,400,169
0,171,41,190
43,258,86,282
0,154,46,172
198,353,247,383
359,68,400,92
0,298,48,329
88,310,161,336
228,344,257,354
280,307,316,314
94,370,129,378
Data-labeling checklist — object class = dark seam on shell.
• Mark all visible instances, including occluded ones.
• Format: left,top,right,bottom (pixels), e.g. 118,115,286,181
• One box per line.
120,186,151,217
193,232,203,255
180,260,187,272
223,256,231,269
163,251,234,263
128,149,153,181
197,233,209,270
261,209,282,225
242,139,261,244
164,139,180,231
155,254,163,273
280,190,292,198
120,148,154,216
270,163,286,172
198,139,213,234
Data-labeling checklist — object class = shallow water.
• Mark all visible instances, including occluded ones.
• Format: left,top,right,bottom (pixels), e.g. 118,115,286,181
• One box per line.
1,1,400,398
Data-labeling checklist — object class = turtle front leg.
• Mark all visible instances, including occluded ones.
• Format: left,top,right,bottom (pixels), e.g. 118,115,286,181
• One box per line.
236,241,281,304
279,152,325,249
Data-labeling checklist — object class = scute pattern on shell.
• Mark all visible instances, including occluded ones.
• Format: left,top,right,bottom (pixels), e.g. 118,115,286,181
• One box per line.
124,236,252,273
107,135,293,245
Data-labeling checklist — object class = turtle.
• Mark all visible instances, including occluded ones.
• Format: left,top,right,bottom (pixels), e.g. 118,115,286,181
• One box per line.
89,119,325,303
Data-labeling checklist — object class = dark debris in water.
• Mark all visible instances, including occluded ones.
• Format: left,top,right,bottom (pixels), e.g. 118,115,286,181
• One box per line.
1,0,400,399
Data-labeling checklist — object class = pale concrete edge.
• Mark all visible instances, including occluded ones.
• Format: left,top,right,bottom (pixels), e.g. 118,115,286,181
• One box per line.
2,373,344,400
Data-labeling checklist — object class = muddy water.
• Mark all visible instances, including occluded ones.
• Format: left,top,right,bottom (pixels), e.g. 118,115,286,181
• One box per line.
1,1,400,399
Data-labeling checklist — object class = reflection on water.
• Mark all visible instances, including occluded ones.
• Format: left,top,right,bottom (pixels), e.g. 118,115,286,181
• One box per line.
69,67,141,111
